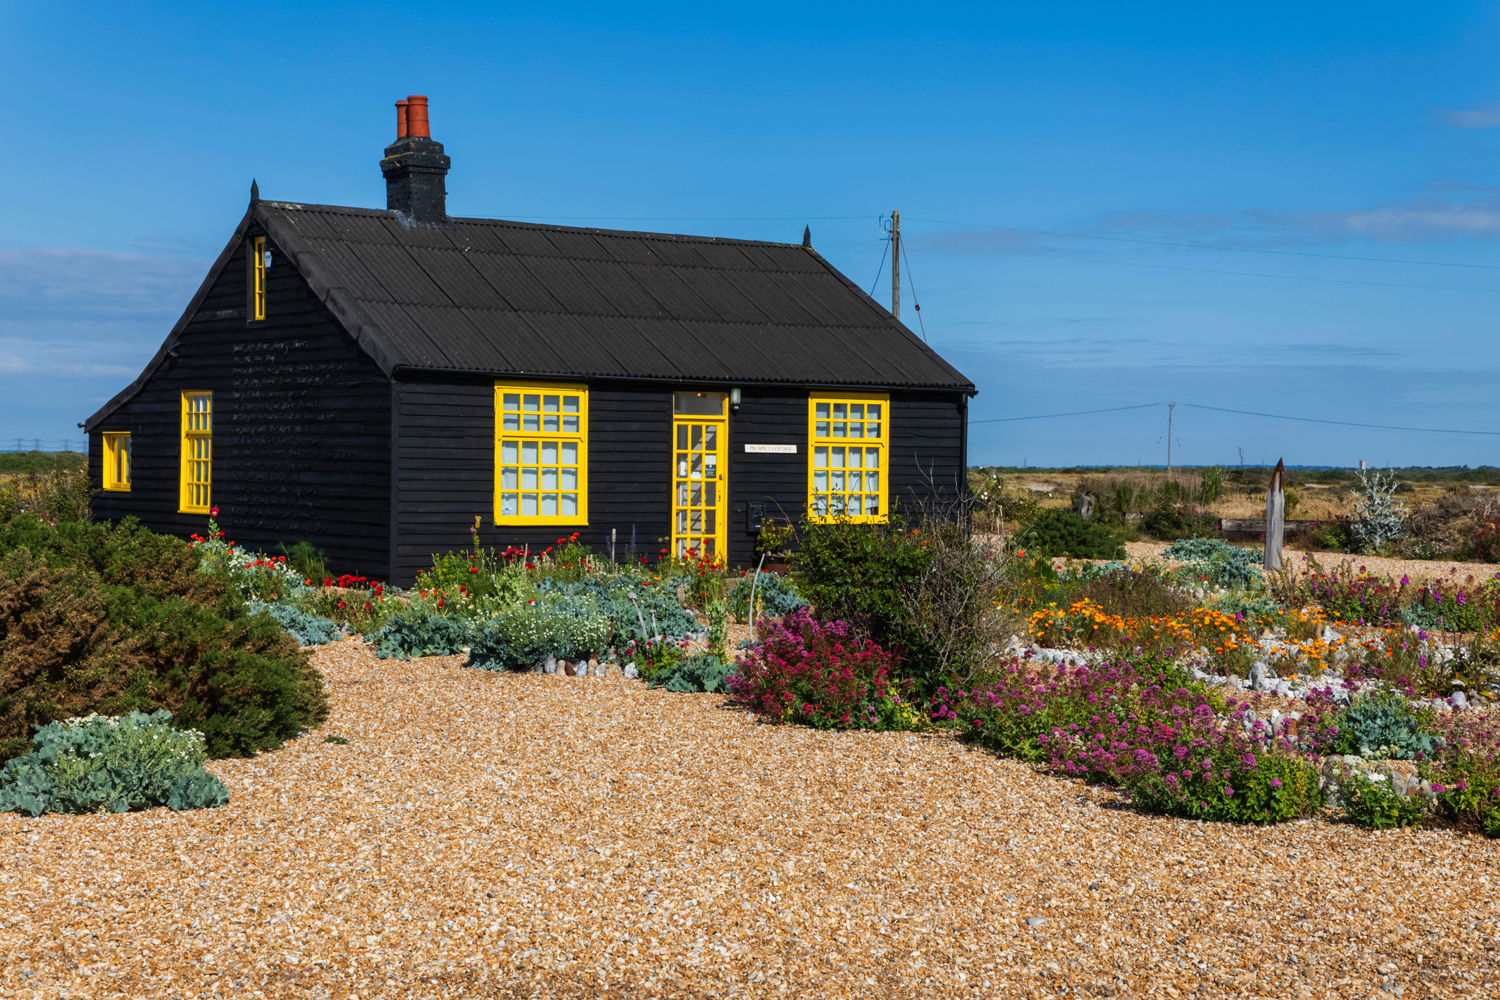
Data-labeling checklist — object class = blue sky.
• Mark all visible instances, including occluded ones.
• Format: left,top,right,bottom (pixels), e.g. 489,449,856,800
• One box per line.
3,2,1499,467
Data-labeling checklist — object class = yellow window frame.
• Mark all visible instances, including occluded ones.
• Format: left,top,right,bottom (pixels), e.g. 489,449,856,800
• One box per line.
807,392,889,523
250,236,267,321
180,391,212,513
493,382,589,526
102,432,131,491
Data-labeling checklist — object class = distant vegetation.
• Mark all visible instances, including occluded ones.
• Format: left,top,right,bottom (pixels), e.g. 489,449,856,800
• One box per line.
0,450,86,475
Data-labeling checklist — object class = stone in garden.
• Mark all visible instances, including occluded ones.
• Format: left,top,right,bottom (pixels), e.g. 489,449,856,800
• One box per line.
1250,661,1277,692
624,663,639,679
1321,626,1338,643
1074,493,1095,520
1275,680,1292,698
589,658,600,676
544,654,558,674
562,660,575,676
1451,691,1469,710
1026,917,1048,926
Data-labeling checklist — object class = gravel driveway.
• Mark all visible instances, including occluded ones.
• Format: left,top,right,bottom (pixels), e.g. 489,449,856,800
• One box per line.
2,639,1498,999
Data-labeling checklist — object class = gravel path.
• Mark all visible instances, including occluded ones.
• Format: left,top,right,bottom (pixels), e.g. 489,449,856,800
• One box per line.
1122,541,1500,587
3,640,1499,999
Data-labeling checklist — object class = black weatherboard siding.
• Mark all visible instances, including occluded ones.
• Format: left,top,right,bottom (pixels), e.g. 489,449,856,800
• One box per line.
87,186,974,587
90,230,392,579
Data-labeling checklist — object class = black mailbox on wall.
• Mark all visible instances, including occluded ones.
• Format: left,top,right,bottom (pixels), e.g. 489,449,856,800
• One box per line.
747,502,766,533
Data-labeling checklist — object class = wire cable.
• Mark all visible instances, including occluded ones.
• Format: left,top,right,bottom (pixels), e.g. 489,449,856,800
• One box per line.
906,239,1500,294
868,237,891,299
898,235,928,341
968,403,1162,424
1178,403,1500,436
908,217,1500,271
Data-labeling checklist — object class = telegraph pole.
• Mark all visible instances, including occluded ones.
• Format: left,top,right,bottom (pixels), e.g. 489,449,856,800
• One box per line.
1166,402,1175,473
890,209,900,320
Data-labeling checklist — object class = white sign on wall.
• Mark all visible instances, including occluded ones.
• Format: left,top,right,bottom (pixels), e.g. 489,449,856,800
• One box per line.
743,443,798,454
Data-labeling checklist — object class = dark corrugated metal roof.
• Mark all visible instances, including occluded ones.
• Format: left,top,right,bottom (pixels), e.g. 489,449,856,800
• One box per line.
259,202,973,391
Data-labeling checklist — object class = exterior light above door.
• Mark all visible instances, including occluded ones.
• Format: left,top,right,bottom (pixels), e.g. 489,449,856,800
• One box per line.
729,387,742,412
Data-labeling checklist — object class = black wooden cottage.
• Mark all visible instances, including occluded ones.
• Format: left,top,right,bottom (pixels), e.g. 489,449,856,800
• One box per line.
86,96,975,585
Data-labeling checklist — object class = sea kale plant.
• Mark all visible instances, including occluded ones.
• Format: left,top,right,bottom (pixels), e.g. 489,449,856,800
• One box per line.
0,710,229,816
1350,468,1408,554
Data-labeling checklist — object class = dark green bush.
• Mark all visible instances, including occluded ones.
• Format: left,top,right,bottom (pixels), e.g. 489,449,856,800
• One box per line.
793,517,928,647
1020,509,1127,560
1304,518,1353,553
0,709,229,816
0,515,328,761
370,600,470,660
276,541,330,584
650,653,733,693
1076,567,1195,620
1140,502,1218,542
0,451,86,474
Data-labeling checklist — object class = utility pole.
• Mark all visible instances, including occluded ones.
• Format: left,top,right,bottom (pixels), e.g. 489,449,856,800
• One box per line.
890,209,901,320
1166,402,1175,473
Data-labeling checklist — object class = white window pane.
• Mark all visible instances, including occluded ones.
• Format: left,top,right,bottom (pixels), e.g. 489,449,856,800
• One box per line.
867,422,881,439
848,449,863,469
832,422,847,438
866,404,881,420
521,441,538,464
815,403,830,419
541,441,558,465
849,495,864,515
560,442,577,465
562,416,579,433
524,394,540,411
849,471,863,491
503,413,520,431
521,494,537,516
705,453,717,476
503,393,520,409
501,467,518,489
543,415,559,432
501,493,518,516
831,448,845,468
850,422,864,438
831,471,844,491
521,467,537,489
866,448,880,468
561,468,577,490
561,494,577,516
813,496,828,515
541,494,558,516
813,471,828,491
832,404,846,419
814,446,828,468
541,468,558,489
829,495,845,515
815,421,829,437
850,404,864,419
543,395,559,412
501,441,519,463
866,471,879,491
562,396,579,413
523,414,540,431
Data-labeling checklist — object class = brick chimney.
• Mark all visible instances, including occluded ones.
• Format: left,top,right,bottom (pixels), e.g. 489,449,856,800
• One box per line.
381,95,451,224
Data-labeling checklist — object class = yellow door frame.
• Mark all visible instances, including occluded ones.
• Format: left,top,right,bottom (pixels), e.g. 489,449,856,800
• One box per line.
670,393,728,561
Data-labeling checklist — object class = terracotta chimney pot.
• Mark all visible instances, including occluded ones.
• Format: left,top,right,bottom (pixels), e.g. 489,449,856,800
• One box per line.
395,99,409,138
406,95,430,138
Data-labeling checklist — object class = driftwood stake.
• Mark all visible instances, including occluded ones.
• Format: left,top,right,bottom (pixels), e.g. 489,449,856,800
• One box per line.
1265,458,1285,572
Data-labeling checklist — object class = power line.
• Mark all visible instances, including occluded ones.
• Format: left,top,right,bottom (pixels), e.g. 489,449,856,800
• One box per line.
908,216,1500,271
898,234,927,341
907,239,1500,294
468,214,873,223
867,237,891,299
1178,403,1500,437
968,403,1162,424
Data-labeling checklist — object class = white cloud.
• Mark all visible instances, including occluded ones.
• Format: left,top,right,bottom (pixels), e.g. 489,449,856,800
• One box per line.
1436,100,1500,129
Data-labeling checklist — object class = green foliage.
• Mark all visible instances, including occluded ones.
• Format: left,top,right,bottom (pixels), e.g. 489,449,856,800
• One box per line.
1351,469,1408,553
597,584,699,643
0,467,94,525
650,653,733,693
0,710,229,817
794,517,928,647
0,451,86,474
275,541,330,584
727,572,807,621
1340,768,1426,830
418,548,534,608
706,598,728,658
0,515,328,761
1141,501,1218,542
1162,537,1263,590
1305,519,1353,552
1333,691,1442,760
1019,508,1127,560
1126,753,1324,826
1199,465,1224,504
465,595,611,671
370,599,470,660
1075,566,1195,620
247,600,340,646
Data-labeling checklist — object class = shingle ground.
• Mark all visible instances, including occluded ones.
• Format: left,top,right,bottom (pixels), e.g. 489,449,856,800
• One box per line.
2,639,1498,999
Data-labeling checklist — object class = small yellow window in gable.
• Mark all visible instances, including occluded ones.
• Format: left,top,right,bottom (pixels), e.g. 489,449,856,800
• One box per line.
494,383,588,525
102,432,131,491
180,391,212,513
808,394,888,522
250,236,267,321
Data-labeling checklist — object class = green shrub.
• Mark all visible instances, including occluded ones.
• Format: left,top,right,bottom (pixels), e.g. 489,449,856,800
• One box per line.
792,517,929,644
650,653,733,694
276,541,330,584
0,467,93,525
247,600,340,646
1125,752,1324,826
369,599,470,660
1161,537,1263,590
0,451,86,475
727,572,807,621
1140,501,1218,542
1019,509,1126,560
0,710,229,816
1076,566,1195,620
1304,518,1353,553
0,515,328,761
1340,768,1426,830
597,585,699,642
465,595,611,671
1333,691,1442,760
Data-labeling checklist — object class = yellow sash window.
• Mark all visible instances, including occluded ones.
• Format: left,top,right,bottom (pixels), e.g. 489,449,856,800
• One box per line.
102,432,131,491
808,394,888,523
494,383,588,525
180,392,212,513
250,236,267,321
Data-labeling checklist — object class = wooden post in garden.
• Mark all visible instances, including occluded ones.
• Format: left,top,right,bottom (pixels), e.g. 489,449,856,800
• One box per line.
1265,458,1285,572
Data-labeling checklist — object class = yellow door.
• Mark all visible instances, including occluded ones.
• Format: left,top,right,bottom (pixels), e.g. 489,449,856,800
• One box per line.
671,392,728,560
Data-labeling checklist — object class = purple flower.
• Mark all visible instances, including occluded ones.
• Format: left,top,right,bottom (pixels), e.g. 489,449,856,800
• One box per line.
1400,575,1409,586
1269,778,1283,788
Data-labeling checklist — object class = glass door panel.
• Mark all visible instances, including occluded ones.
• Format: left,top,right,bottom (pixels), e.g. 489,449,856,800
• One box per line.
672,412,726,560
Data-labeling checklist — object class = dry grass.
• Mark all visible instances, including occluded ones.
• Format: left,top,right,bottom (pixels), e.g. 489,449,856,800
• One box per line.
2,640,1499,999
